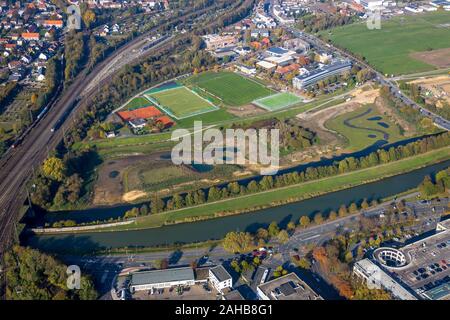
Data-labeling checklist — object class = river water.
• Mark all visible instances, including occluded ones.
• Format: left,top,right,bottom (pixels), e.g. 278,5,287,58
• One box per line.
22,159,450,254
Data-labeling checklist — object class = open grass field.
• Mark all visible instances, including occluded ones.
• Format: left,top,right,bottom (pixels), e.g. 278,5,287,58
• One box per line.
325,105,404,151
145,86,218,119
319,11,450,75
183,71,273,106
253,92,303,111
101,147,450,230
124,162,241,193
123,97,151,110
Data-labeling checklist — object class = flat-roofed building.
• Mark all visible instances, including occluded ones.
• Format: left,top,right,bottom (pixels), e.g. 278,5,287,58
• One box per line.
357,0,384,10
203,34,238,51
256,60,277,71
222,290,245,300
293,60,352,89
354,219,450,300
130,267,195,292
353,259,418,300
257,273,322,300
264,55,294,67
209,265,232,292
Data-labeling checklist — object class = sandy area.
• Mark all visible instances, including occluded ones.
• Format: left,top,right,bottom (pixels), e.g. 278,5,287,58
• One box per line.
409,75,450,105
122,190,147,202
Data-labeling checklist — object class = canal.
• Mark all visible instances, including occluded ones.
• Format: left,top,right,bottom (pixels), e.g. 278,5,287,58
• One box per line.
22,159,450,254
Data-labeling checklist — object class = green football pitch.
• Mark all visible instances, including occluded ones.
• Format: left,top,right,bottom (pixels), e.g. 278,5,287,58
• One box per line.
253,92,303,111
319,11,450,75
184,71,273,106
145,86,218,119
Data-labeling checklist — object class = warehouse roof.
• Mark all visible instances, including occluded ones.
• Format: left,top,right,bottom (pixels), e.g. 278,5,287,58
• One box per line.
130,267,195,286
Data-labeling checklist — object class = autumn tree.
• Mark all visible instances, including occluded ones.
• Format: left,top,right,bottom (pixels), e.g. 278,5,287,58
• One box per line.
222,231,254,253
299,216,310,228
42,156,66,181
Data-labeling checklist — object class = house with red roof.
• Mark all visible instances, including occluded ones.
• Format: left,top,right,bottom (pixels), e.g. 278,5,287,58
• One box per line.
22,32,39,41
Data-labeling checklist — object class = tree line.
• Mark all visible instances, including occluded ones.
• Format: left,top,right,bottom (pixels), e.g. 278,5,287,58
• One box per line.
296,13,357,33
3,245,97,300
122,132,450,219
418,167,450,197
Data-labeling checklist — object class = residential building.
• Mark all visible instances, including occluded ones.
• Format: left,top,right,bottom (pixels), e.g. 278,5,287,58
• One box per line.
128,118,147,129
21,32,39,41
43,20,63,28
283,38,310,52
251,29,270,38
209,265,232,292
257,273,322,300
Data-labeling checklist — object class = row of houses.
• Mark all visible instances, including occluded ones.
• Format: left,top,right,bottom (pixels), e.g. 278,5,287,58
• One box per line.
0,0,65,83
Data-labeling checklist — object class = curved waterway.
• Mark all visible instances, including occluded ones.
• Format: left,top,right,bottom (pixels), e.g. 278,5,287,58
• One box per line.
22,159,450,254
30,134,437,227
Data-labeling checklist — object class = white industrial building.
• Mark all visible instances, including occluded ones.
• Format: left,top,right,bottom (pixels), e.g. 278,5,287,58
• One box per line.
209,265,232,292
293,60,352,89
353,259,418,300
129,267,196,292
357,0,384,10
354,219,450,300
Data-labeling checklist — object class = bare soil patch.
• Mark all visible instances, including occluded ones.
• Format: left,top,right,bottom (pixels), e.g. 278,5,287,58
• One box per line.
93,152,170,205
410,48,450,68
409,75,450,105
226,104,266,117
122,190,147,202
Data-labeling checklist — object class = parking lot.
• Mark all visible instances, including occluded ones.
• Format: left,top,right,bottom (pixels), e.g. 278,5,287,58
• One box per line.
132,284,219,300
394,231,450,296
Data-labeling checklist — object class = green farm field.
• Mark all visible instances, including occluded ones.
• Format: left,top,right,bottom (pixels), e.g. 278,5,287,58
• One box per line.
320,11,450,75
184,71,273,106
146,86,217,119
325,105,404,151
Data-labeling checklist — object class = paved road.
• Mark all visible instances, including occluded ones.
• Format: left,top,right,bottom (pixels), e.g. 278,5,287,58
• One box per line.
61,193,448,298
0,3,223,251
269,3,450,131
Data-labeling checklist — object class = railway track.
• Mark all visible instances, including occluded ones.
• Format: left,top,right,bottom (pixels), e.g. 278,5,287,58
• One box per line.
0,1,235,253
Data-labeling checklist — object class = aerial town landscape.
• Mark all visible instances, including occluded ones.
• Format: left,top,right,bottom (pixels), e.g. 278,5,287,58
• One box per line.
0,0,449,310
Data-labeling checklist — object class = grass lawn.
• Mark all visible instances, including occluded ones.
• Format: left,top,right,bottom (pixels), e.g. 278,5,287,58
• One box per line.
101,146,450,231
325,105,404,151
145,86,218,119
253,92,303,111
124,164,191,192
123,97,152,110
124,162,240,193
319,11,450,75
184,71,273,106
